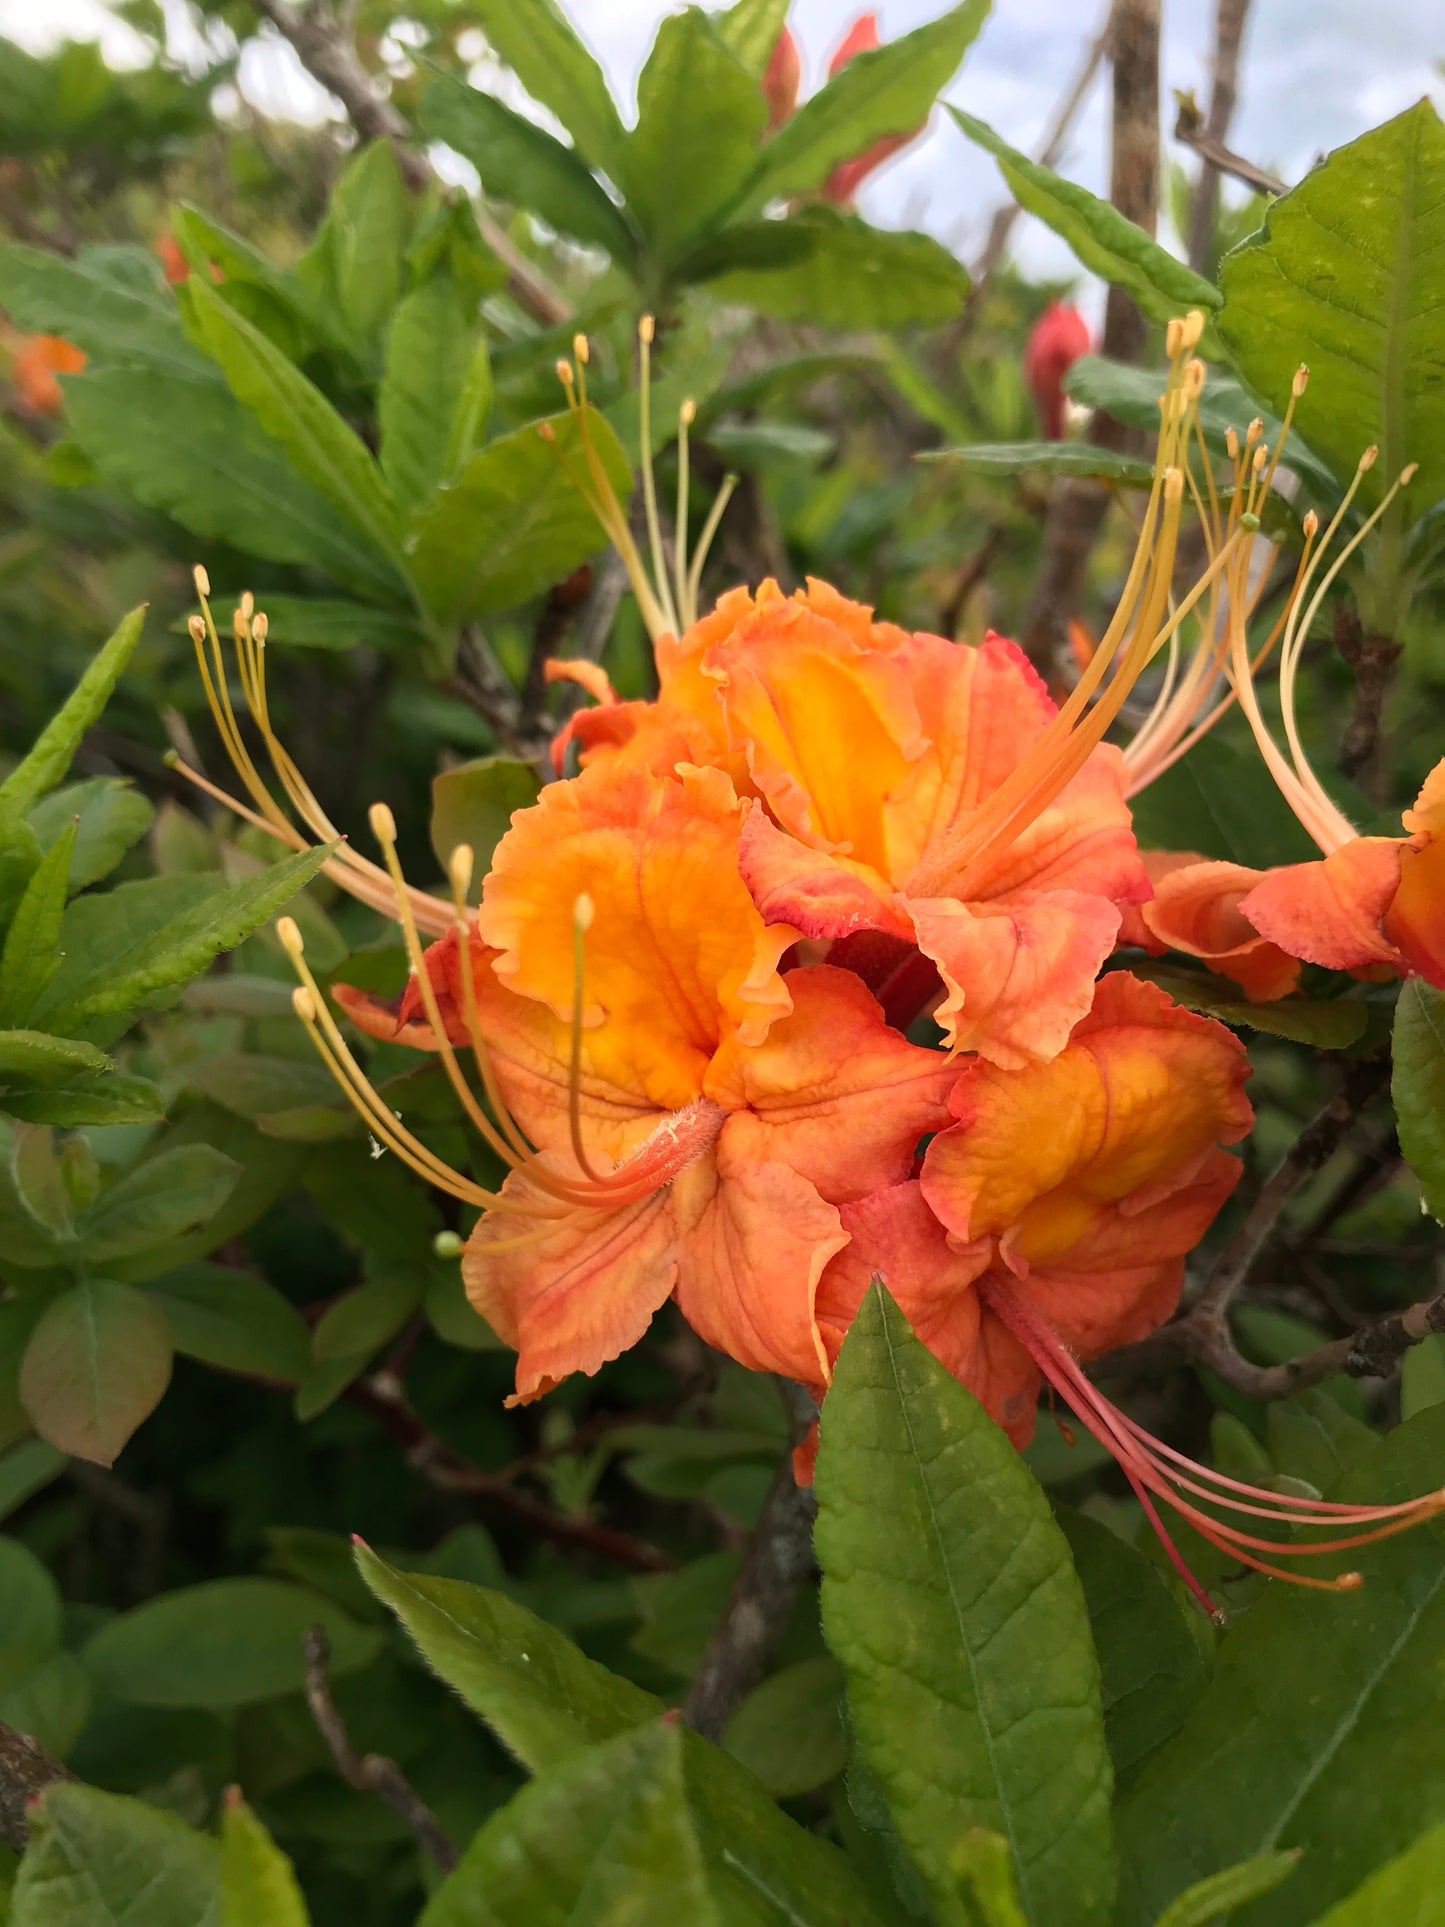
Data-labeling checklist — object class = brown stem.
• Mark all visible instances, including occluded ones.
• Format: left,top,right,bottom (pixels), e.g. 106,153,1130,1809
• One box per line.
1334,604,1403,788
447,625,557,770
1176,92,1286,216
0,1720,72,1852
1183,0,1263,275
344,1371,677,1573
302,1630,458,1871
681,1384,818,1742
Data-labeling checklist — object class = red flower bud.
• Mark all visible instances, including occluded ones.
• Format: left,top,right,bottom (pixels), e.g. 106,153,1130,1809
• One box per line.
828,11,880,75
820,13,926,204
762,25,801,131
1023,300,1092,440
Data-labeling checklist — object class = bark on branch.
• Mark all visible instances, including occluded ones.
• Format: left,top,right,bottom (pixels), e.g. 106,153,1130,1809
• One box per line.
0,1719,71,1853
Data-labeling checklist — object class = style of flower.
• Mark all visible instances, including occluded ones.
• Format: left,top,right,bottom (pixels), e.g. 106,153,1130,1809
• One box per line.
1024,300,1091,440
10,332,86,414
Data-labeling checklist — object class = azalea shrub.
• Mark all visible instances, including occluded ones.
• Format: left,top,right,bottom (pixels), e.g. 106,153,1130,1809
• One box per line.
1,2,1444,1924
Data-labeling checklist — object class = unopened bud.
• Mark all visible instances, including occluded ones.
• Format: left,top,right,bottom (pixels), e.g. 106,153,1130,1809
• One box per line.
1239,510,1261,532
574,891,595,932
368,801,398,847
292,985,317,1022
277,915,304,957
638,314,655,345
433,1230,464,1259
1292,364,1309,397
193,563,211,597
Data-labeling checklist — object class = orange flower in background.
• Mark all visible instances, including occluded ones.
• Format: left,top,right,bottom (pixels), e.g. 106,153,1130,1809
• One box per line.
1117,849,1302,1001
10,333,86,414
1024,300,1092,440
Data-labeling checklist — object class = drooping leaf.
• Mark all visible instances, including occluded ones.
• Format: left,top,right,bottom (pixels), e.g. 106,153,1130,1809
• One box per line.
1394,979,1445,1221
1149,1852,1302,1927
927,439,1156,483
1217,100,1445,510
353,1541,662,1770
19,1279,173,1466
408,407,627,622
219,1792,309,1927
11,1782,220,1927
690,209,971,327
1115,1404,1445,1926
815,1283,1116,1927
143,1262,311,1382
429,757,541,887
81,1577,381,1710
463,0,629,178
950,107,1222,328
0,609,145,816
1309,1824,1445,1925
0,825,75,1028
418,1721,889,1927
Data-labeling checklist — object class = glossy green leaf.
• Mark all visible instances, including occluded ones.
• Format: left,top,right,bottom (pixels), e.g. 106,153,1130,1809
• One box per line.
464,0,628,178
692,210,971,327
1151,1852,1301,1927
143,1263,311,1382
950,107,1222,327
185,1054,339,1121
740,1,988,211
1217,101,1445,510
421,72,635,258
0,241,199,377
928,439,1156,483
0,610,146,817
78,1147,239,1263
12,1782,220,1927
1129,734,1318,870
952,1830,1029,1927
722,1655,846,1797
715,0,790,72
82,1577,381,1710
1141,972,1368,1049
409,406,627,622
815,1284,1115,1927
1394,979,1445,1221
1116,1404,1445,1926
378,275,481,518
299,142,406,352
1310,1824,1445,1924
0,1033,110,1090
4,1075,165,1128
419,1720,888,1927
219,1793,309,1927
1402,1334,1445,1420
354,1541,661,1769
28,781,152,893
624,10,766,259
429,757,541,888
0,825,74,1027
19,1279,173,1466
1057,1510,1208,1785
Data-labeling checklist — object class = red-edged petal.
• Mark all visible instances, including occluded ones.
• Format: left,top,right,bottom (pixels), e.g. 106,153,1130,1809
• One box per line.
738,805,909,941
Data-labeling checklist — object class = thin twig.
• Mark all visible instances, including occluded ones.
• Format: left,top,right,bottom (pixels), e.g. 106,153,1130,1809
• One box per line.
304,1629,459,1871
0,1719,72,1852
1183,0,1259,275
448,625,557,769
1174,89,1286,202
1334,603,1403,789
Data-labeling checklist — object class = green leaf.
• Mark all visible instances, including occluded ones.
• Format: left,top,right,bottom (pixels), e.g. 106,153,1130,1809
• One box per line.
1402,1334,1445,1420
623,10,766,260
419,1720,889,1927
0,241,200,377
19,1279,173,1466
12,1782,219,1927
10,1125,72,1243
722,1655,846,1797
379,273,485,518
193,596,427,654
0,825,75,1027
0,1534,62,1676
0,609,145,816
171,203,336,358
1310,1824,1445,1924
691,210,972,327
420,72,635,259
429,757,541,889
28,781,153,893
82,1577,381,1710
1217,101,1445,511
409,407,628,622
927,439,1157,483
220,1792,309,1927
950,107,1222,328
1141,972,1368,1049
0,1441,66,1523
465,0,628,177
815,1283,1115,1927
185,1054,340,1121
0,1034,107,1091
4,1075,165,1128
1150,1852,1301,1927
298,142,407,353
36,845,332,1029
353,1541,661,1770
739,1,988,212
1057,1510,1208,1786
1129,734,1318,869
0,1651,91,1761
78,1147,239,1263
952,1830,1029,1927
1115,1404,1445,1926
1395,979,1445,1221
143,1263,310,1382
182,277,408,583
65,370,402,602
310,1269,423,1363
715,0,790,73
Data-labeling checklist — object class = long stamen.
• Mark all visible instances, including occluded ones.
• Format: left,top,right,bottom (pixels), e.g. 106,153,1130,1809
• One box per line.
636,316,680,636
675,396,694,628
567,893,610,1185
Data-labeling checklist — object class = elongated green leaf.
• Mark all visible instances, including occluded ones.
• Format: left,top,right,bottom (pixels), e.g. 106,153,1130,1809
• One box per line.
740,1,988,212
1395,979,1445,1221
172,203,335,356
950,107,1221,327
0,825,75,1027
28,781,152,893
419,1721,889,1927
37,844,332,1028
928,439,1156,483
182,276,408,580
65,369,402,601
722,1655,846,1797
298,142,406,352
193,595,428,654
79,1147,239,1264
1116,1404,1445,1926
379,274,482,517
1140,972,1368,1049
0,1032,110,1090
715,0,790,73
220,1792,309,1927
12,1782,219,1927
354,1541,661,1769
465,0,628,177
691,209,971,327
0,240,201,377
310,1268,423,1362
420,73,635,259
185,1053,339,1121
1311,1824,1445,1924
815,1284,1115,1927
19,1279,173,1466
82,1577,381,1709
143,1263,310,1382
623,10,766,259
1151,1852,1301,1927
409,407,628,622
4,1074,165,1128
1218,101,1445,510
430,757,541,889
0,609,145,816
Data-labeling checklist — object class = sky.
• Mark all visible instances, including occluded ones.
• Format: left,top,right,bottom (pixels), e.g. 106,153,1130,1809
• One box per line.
2,0,1441,315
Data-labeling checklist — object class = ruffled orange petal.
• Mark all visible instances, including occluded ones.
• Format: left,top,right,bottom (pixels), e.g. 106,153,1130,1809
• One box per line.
544,657,615,706
479,761,795,1112
737,805,909,941
1385,759,1445,989
463,1159,679,1405
704,965,957,1204
671,1138,845,1383
907,888,1122,1068
1239,838,1407,975
1139,855,1302,1001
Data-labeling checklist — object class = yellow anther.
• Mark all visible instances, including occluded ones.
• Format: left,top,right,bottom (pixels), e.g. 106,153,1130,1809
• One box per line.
292,985,318,1022
1253,443,1269,473
573,332,589,365
1245,417,1263,447
1359,445,1379,472
1303,509,1320,538
1183,359,1205,400
449,844,474,901
368,801,398,847
1179,309,1205,350
252,612,268,643
1402,462,1418,486
1163,467,1185,504
1225,426,1240,460
1166,317,1183,359
538,421,556,443
193,564,211,597
239,590,254,619
276,915,304,957
188,614,207,643
574,891,595,933
1292,364,1310,397
556,358,574,388
680,396,696,426
638,314,655,345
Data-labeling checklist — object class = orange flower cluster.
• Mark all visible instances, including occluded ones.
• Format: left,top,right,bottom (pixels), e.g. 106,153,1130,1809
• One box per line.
176,311,1442,1611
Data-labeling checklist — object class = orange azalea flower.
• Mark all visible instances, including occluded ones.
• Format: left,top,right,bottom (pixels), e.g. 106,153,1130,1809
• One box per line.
11,333,86,414
1117,849,1301,1001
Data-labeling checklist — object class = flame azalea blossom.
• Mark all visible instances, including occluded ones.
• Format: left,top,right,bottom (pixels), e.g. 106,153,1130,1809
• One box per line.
1024,300,1092,440
1117,850,1302,1001
10,333,86,414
